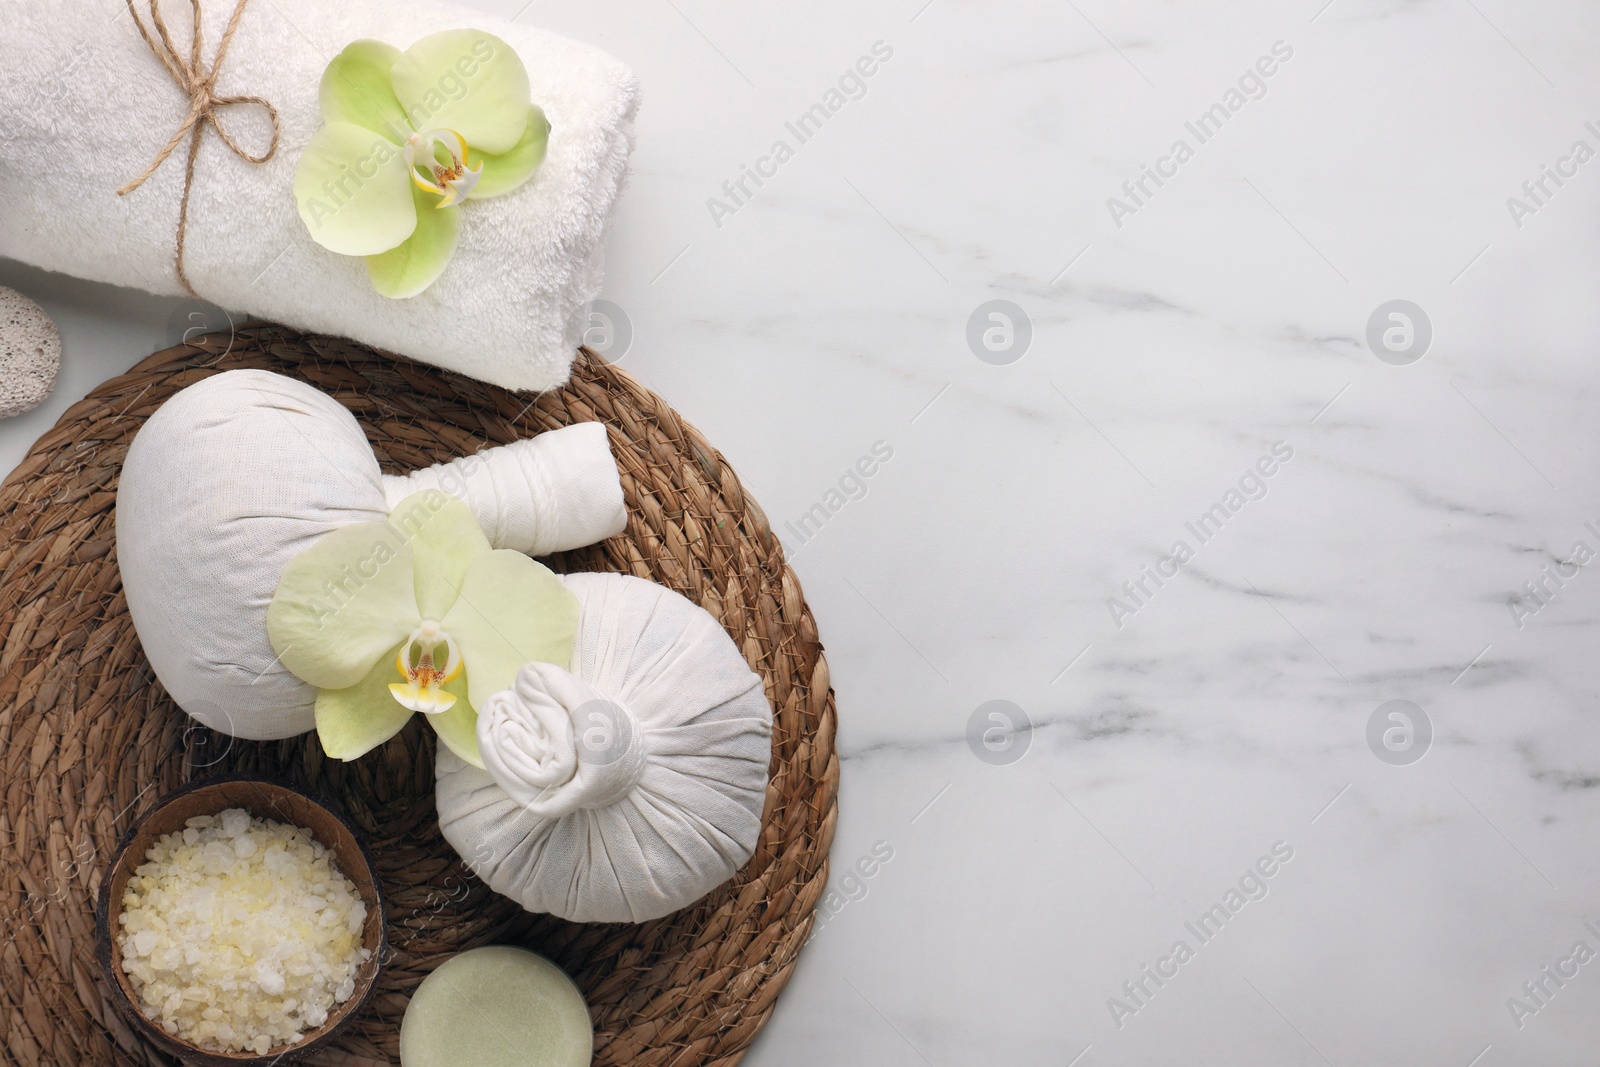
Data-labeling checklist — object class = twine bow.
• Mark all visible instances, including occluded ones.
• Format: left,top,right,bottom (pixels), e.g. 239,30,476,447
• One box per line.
117,0,280,296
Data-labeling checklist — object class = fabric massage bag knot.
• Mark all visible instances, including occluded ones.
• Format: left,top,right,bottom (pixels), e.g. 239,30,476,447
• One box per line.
117,371,774,922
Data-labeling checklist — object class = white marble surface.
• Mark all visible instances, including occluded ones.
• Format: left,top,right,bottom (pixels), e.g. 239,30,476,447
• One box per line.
6,0,1600,1063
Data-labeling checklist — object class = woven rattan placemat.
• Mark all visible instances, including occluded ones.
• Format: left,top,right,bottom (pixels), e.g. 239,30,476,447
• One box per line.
0,327,838,1066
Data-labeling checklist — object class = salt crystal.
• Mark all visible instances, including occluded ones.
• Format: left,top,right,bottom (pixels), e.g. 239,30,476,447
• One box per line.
255,962,286,996
116,808,368,1055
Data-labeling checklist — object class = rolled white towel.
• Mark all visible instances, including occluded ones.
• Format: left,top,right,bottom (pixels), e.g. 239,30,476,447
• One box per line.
0,0,637,392
385,422,627,558
116,369,626,740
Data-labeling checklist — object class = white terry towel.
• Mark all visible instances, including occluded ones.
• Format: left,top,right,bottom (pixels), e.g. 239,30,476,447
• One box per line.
0,0,637,392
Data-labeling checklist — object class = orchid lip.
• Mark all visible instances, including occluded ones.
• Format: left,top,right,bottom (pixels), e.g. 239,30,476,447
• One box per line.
388,620,463,714
404,128,482,207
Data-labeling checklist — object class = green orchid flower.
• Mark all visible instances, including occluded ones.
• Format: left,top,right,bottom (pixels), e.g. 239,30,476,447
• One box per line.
293,30,551,298
266,491,578,767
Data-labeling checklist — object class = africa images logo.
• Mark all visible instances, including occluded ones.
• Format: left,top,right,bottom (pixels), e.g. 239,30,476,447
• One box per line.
1105,41,1294,228
706,41,895,228
1106,841,1296,1029
1107,442,1294,628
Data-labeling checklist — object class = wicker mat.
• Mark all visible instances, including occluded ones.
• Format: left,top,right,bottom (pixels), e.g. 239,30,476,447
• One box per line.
0,327,838,1066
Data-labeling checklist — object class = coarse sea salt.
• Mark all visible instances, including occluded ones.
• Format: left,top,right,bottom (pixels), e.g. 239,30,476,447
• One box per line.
117,808,370,1055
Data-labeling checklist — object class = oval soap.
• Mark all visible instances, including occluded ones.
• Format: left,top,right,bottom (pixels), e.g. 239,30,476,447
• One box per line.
400,946,591,1067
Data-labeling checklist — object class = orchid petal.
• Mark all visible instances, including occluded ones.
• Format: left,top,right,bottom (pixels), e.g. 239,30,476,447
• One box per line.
387,492,489,619
319,40,409,141
364,183,460,299
428,674,484,768
468,105,548,200
267,520,421,690
390,30,531,155
440,552,578,712
294,122,417,257
314,643,417,760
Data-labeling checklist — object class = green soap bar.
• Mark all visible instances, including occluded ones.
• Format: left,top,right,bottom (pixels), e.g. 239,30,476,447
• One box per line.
400,946,592,1067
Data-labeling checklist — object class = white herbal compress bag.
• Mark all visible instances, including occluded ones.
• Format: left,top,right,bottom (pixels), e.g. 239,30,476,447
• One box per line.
436,572,773,923
116,369,626,739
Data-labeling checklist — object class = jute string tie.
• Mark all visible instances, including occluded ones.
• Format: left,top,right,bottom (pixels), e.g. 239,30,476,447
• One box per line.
117,0,281,296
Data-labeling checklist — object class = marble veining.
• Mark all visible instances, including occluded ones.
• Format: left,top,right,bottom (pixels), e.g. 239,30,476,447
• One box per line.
6,0,1600,1063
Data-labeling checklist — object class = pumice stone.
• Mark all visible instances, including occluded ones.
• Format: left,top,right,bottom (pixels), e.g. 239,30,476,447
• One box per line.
0,287,60,418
